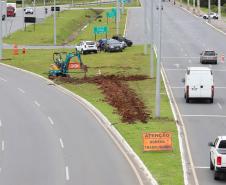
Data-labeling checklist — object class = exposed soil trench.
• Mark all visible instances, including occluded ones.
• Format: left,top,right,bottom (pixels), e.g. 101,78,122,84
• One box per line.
57,75,151,123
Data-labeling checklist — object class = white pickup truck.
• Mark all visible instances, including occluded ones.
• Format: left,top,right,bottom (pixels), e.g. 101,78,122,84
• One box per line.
209,136,226,180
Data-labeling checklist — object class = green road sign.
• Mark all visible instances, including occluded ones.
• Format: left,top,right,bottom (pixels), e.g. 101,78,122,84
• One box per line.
93,26,109,34
106,11,116,18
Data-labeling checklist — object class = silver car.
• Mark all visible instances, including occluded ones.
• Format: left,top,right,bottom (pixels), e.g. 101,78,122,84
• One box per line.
200,50,218,64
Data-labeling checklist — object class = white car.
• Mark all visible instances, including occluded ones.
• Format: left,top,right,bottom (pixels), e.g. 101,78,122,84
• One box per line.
183,67,214,103
75,41,98,54
24,7,34,14
203,12,218,19
209,136,226,180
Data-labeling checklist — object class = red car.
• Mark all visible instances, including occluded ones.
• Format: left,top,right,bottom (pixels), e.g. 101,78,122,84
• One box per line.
7,6,16,17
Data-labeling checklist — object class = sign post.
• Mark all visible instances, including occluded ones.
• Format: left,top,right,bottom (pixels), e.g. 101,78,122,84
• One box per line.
142,132,173,152
93,26,109,41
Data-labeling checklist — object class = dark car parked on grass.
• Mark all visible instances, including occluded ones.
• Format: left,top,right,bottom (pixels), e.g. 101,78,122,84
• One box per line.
103,39,123,52
112,35,133,47
97,39,108,51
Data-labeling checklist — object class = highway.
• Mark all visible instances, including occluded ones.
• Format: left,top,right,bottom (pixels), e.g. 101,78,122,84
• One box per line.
126,0,226,184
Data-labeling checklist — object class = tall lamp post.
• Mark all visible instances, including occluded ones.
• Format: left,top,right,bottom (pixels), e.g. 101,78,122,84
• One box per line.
150,0,154,78
53,0,56,45
155,0,162,118
144,0,147,55
218,0,221,19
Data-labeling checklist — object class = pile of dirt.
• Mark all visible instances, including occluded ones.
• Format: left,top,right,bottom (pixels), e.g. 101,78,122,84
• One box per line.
57,75,150,123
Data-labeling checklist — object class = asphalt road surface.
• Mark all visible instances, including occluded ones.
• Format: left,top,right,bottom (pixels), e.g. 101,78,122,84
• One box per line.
126,0,226,184
0,65,142,185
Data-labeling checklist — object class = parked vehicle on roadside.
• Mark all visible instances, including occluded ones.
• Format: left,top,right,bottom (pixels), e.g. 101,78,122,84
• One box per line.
75,41,98,54
183,67,214,103
24,7,34,14
200,50,218,64
209,136,226,180
203,12,218,19
97,39,107,51
103,39,123,52
112,35,133,47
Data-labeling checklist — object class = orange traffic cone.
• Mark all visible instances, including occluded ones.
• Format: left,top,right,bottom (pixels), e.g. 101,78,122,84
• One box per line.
13,44,18,56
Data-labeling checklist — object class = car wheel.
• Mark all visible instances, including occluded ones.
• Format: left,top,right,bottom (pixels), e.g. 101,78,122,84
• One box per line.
186,96,190,103
210,158,214,170
95,50,97,54
210,98,213,104
214,171,220,180
215,61,217,64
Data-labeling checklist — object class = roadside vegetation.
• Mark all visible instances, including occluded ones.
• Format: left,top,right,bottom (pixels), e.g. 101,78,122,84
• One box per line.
2,7,183,185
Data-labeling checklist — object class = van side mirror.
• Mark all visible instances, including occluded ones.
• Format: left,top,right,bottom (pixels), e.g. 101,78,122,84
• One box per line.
181,78,185,83
208,142,214,147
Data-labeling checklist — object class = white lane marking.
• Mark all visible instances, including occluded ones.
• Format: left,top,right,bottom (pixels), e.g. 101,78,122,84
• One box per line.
1,141,4,151
0,77,7,82
65,166,70,181
182,115,226,118
34,101,40,107
165,68,186,71
18,88,25,94
217,103,222,109
0,120,2,127
171,86,183,89
59,138,64,149
48,116,54,125
195,166,209,169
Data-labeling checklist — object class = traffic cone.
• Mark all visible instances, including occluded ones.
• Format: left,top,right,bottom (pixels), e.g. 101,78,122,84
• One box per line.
13,44,18,56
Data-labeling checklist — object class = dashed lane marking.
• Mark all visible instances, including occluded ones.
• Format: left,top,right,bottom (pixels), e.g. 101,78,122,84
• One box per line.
34,100,40,107
59,138,64,149
65,166,70,181
18,88,25,94
217,103,222,109
1,141,4,150
0,77,7,82
0,120,2,127
48,116,54,125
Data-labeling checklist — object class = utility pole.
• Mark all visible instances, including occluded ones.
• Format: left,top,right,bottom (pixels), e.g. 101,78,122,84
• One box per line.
150,0,154,78
22,0,24,28
208,0,211,23
187,0,189,10
156,0,162,118
0,0,2,60
116,0,120,35
193,0,195,13
144,0,147,55
53,0,56,45
218,0,221,19
197,0,200,15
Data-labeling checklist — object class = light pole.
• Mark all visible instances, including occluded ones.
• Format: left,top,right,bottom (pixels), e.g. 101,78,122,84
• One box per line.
197,0,200,15
116,0,120,35
193,0,195,13
53,0,56,45
187,0,189,10
22,0,25,28
208,0,211,23
0,0,2,60
150,0,154,78
156,0,162,118
218,0,221,19
144,0,147,55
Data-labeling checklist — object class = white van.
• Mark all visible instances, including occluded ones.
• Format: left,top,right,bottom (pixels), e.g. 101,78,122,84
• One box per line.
184,67,214,103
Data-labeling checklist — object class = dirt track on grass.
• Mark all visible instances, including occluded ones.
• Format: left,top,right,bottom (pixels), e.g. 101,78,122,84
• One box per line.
57,75,150,123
